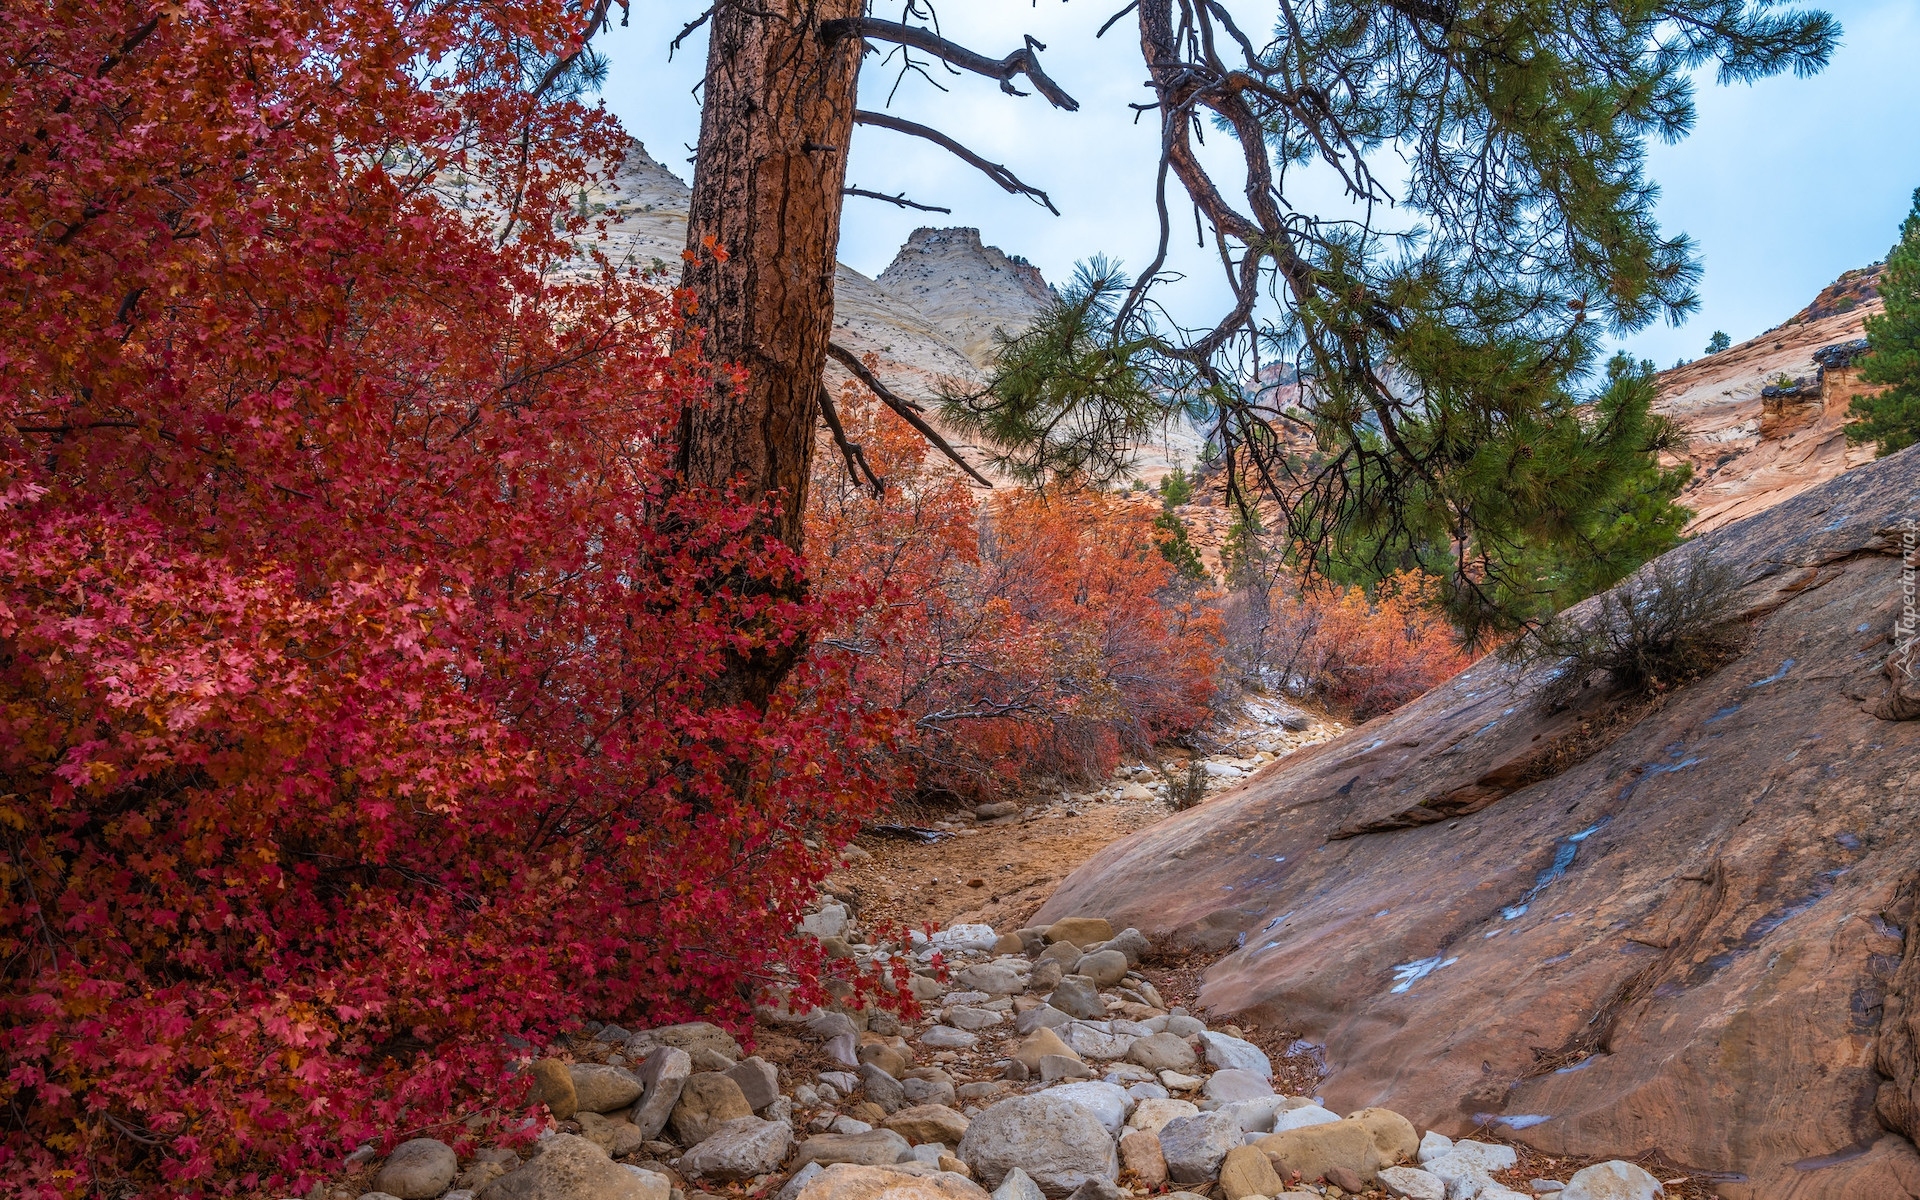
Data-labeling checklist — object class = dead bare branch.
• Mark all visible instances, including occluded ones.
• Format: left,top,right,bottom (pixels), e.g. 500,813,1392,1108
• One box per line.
843,185,951,214
853,111,1057,214
818,385,885,494
823,18,1080,111
826,343,995,489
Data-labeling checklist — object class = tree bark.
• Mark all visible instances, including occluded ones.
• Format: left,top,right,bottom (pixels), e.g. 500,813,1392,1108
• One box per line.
678,0,862,556
674,0,864,709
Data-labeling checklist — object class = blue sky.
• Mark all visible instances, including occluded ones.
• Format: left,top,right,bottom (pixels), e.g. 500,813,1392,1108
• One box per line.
598,1,1920,369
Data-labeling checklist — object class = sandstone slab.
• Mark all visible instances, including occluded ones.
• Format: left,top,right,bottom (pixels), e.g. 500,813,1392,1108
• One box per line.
1037,450,1920,1200
885,1104,971,1145
795,1130,917,1168
570,1064,645,1114
1218,1144,1282,1200
670,1073,752,1146
1045,918,1113,946
1117,1131,1167,1188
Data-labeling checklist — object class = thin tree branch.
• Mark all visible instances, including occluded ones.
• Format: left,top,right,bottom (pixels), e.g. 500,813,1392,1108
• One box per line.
669,5,714,58
827,343,995,489
843,186,951,214
853,111,1057,214
818,385,885,494
823,18,1081,111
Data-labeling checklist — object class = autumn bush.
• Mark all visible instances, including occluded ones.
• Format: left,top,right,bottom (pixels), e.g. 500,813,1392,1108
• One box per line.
0,2,898,1194
1224,568,1474,719
809,388,1220,801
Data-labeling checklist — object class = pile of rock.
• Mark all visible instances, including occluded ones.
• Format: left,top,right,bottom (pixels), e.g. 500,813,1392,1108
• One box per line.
329,915,1665,1200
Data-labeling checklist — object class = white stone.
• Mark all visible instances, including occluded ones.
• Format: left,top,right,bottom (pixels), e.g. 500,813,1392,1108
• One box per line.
1417,1131,1455,1165
372,1139,458,1200
1215,1096,1287,1134
1159,1070,1203,1091
1424,1141,1519,1200
1269,1105,1340,1133
989,1167,1046,1200
931,924,1000,953
801,905,850,939
956,961,1030,995
1044,1080,1133,1135
1126,1097,1199,1135
778,1163,826,1200
677,1117,794,1181
921,1026,978,1050
1201,1068,1274,1103
946,1006,1005,1031
955,1094,1119,1196
1062,1023,1137,1061
1156,1111,1242,1185
1377,1166,1447,1200
1198,1032,1272,1077
1560,1161,1664,1200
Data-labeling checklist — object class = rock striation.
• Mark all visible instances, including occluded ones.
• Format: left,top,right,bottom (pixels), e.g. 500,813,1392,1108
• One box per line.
1651,265,1887,536
1038,445,1920,1200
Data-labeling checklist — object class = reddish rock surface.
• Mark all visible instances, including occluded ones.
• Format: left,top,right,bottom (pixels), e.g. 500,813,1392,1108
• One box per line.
1654,266,1886,537
1038,447,1920,1199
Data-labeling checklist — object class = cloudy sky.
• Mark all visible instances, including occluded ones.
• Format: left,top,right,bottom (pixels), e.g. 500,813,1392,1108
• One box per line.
597,0,1920,369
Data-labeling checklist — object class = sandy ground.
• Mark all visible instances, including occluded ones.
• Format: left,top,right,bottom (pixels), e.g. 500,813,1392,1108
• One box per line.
833,791,1177,936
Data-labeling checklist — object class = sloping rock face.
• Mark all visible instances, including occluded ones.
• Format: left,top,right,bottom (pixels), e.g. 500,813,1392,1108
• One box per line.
1038,448,1920,1200
1653,266,1885,536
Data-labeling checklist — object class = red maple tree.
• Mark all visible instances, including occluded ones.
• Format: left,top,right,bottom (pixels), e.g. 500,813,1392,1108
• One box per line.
0,2,899,1193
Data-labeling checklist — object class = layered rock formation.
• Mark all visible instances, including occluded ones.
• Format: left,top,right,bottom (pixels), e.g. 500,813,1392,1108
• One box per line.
1037,447,1920,1199
1653,266,1886,535
577,143,1207,482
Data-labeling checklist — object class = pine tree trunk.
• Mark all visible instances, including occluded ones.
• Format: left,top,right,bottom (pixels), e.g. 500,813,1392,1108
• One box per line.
676,1,863,707
679,0,862,551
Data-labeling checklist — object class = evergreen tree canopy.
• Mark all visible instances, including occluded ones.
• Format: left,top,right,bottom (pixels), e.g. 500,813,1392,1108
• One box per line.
944,0,1835,639
1850,189,1920,456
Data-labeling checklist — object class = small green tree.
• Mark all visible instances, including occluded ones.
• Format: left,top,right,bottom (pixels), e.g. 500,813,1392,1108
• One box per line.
1850,189,1920,456
1159,465,1195,508
1705,330,1732,354
1152,466,1209,580
1154,509,1210,581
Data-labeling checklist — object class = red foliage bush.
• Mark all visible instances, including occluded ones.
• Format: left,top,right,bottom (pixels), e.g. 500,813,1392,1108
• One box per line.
0,3,894,1194
809,389,1220,799
1234,571,1475,718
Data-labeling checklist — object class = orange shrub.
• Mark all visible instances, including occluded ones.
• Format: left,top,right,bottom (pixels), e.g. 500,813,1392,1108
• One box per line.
1230,570,1472,718
808,387,1221,799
